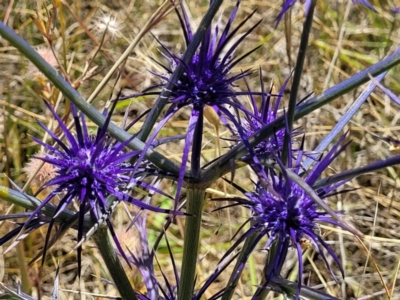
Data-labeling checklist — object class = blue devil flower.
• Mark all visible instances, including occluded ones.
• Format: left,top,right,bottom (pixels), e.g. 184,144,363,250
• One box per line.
22,100,172,273
219,134,352,298
124,0,265,202
225,72,308,185
232,72,297,164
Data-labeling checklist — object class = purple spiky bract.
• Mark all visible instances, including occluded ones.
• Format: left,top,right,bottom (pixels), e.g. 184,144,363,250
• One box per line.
222,135,351,299
132,0,264,202
235,73,292,164
247,176,345,283
252,137,350,298
27,100,170,275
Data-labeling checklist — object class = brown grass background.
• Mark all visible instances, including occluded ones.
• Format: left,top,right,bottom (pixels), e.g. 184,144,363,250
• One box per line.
1,0,400,299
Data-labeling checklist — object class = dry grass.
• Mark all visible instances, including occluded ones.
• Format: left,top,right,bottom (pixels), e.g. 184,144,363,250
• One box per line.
1,0,400,299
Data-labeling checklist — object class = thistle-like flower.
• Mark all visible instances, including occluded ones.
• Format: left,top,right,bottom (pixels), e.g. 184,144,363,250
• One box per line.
225,72,307,185
22,100,171,273
126,0,264,198
220,134,352,298
231,73,296,165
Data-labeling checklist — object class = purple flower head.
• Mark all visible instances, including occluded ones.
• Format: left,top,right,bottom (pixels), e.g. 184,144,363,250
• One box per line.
220,134,351,299
247,177,344,286
276,0,376,25
231,73,297,165
152,0,261,115
26,100,173,274
129,0,264,200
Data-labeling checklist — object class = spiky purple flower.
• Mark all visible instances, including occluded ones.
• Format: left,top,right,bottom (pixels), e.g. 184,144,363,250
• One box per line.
225,73,308,184
24,100,172,273
127,0,264,200
231,73,294,165
220,134,351,298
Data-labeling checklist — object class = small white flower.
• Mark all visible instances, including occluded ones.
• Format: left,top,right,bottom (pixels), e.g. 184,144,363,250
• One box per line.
94,11,122,37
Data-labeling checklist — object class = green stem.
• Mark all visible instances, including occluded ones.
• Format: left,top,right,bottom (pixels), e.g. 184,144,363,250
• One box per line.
16,243,31,294
10,190,32,295
255,238,288,299
270,277,339,300
313,154,400,189
178,188,206,300
282,0,316,164
0,22,179,175
222,231,259,300
0,186,95,229
0,186,72,221
92,226,137,300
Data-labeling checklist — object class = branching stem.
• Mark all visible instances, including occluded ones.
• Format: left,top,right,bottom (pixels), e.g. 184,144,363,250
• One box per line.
178,188,206,299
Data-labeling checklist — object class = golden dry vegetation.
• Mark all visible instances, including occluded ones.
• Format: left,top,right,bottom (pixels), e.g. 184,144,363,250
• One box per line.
1,0,400,299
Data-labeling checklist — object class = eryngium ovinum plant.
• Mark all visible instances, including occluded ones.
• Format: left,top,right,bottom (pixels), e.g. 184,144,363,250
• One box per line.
1,0,400,299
